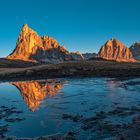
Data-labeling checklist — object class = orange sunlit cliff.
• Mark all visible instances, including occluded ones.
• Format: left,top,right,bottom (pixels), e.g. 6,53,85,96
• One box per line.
7,24,83,62
98,38,136,62
6,24,137,63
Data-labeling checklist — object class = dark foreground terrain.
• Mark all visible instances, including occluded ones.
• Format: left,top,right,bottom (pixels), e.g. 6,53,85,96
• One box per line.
0,59,140,81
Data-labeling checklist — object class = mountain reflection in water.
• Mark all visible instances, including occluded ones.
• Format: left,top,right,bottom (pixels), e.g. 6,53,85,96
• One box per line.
11,80,64,111
0,78,140,139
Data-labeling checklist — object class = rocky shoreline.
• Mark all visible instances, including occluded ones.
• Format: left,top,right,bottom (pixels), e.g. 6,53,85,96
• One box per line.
2,104,140,140
0,60,140,139
0,60,140,82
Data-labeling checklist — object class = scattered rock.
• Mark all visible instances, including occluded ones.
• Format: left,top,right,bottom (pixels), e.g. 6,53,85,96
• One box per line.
62,113,83,122
0,125,8,135
5,118,25,123
0,106,24,137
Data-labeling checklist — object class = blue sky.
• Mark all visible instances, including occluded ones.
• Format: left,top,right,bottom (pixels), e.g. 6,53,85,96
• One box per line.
0,0,140,57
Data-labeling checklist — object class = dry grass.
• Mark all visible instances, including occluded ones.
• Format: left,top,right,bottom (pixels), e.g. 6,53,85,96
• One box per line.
0,60,140,81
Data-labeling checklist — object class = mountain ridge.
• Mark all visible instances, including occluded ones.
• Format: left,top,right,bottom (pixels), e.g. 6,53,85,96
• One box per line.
98,38,136,62
7,24,84,62
6,24,138,63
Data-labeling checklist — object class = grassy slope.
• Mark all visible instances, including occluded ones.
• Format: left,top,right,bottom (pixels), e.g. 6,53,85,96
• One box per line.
0,60,140,81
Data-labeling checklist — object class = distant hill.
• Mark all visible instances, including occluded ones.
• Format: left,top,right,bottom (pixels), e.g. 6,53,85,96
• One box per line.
82,53,97,60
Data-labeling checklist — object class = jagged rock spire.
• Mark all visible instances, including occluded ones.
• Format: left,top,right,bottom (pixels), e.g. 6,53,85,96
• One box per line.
98,38,136,62
7,24,83,62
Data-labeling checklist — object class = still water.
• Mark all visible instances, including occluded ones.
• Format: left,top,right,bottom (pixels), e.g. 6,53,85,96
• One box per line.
0,77,140,139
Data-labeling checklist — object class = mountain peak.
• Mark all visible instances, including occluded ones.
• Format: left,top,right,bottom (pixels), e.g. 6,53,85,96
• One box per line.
108,38,121,43
98,38,136,62
22,23,28,29
110,37,116,41
20,24,37,36
7,24,83,62
21,24,31,33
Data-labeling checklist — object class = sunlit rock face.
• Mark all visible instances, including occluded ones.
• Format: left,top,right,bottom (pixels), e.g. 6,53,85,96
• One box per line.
7,24,83,62
130,42,140,59
98,38,136,62
11,80,63,111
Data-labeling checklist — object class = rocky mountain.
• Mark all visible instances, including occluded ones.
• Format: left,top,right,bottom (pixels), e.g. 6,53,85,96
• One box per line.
7,24,83,62
82,53,97,60
98,38,136,62
130,42,140,59
11,80,63,111
70,51,84,60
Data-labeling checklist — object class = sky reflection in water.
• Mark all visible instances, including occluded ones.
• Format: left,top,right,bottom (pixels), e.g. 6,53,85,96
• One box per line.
0,78,140,138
